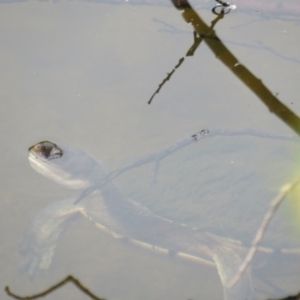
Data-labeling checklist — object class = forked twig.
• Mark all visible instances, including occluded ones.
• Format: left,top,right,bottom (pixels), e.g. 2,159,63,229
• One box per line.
229,177,300,288
5,275,105,300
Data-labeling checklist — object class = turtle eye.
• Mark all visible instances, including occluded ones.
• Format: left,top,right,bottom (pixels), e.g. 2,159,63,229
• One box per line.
40,145,53,159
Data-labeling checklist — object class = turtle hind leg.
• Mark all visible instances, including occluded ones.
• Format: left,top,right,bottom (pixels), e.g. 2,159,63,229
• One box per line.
207,234,257,300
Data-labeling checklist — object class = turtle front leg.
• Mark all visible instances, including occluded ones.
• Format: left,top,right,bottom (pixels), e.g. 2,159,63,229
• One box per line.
19,198,84,278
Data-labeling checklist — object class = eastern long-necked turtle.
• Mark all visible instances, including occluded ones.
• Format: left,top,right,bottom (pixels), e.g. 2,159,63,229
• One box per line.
20,132,300,300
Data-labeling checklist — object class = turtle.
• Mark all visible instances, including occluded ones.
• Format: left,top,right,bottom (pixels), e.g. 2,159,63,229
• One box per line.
19,132,300,300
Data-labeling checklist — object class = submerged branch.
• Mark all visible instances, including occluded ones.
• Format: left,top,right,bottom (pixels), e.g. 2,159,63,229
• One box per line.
5,275,105,300
229,177,300,288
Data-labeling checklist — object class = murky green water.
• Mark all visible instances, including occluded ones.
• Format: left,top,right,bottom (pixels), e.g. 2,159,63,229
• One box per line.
0,1,300,300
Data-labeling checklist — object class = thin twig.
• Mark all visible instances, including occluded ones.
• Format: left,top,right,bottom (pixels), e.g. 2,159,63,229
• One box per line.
229,177,300,288
268,291,300,300
5,275,105,300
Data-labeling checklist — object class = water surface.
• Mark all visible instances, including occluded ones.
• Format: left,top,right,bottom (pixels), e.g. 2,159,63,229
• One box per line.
0,1,300,299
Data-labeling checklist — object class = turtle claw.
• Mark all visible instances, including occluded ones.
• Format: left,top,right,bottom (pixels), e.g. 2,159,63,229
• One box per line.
19,222,58,279
18,248,52,280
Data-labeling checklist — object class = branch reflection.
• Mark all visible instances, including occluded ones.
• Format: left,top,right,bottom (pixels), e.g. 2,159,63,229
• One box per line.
149,0,300,136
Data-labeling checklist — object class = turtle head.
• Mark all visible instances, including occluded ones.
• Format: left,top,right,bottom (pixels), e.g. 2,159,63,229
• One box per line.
29,141,63,161
28,141,102,190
